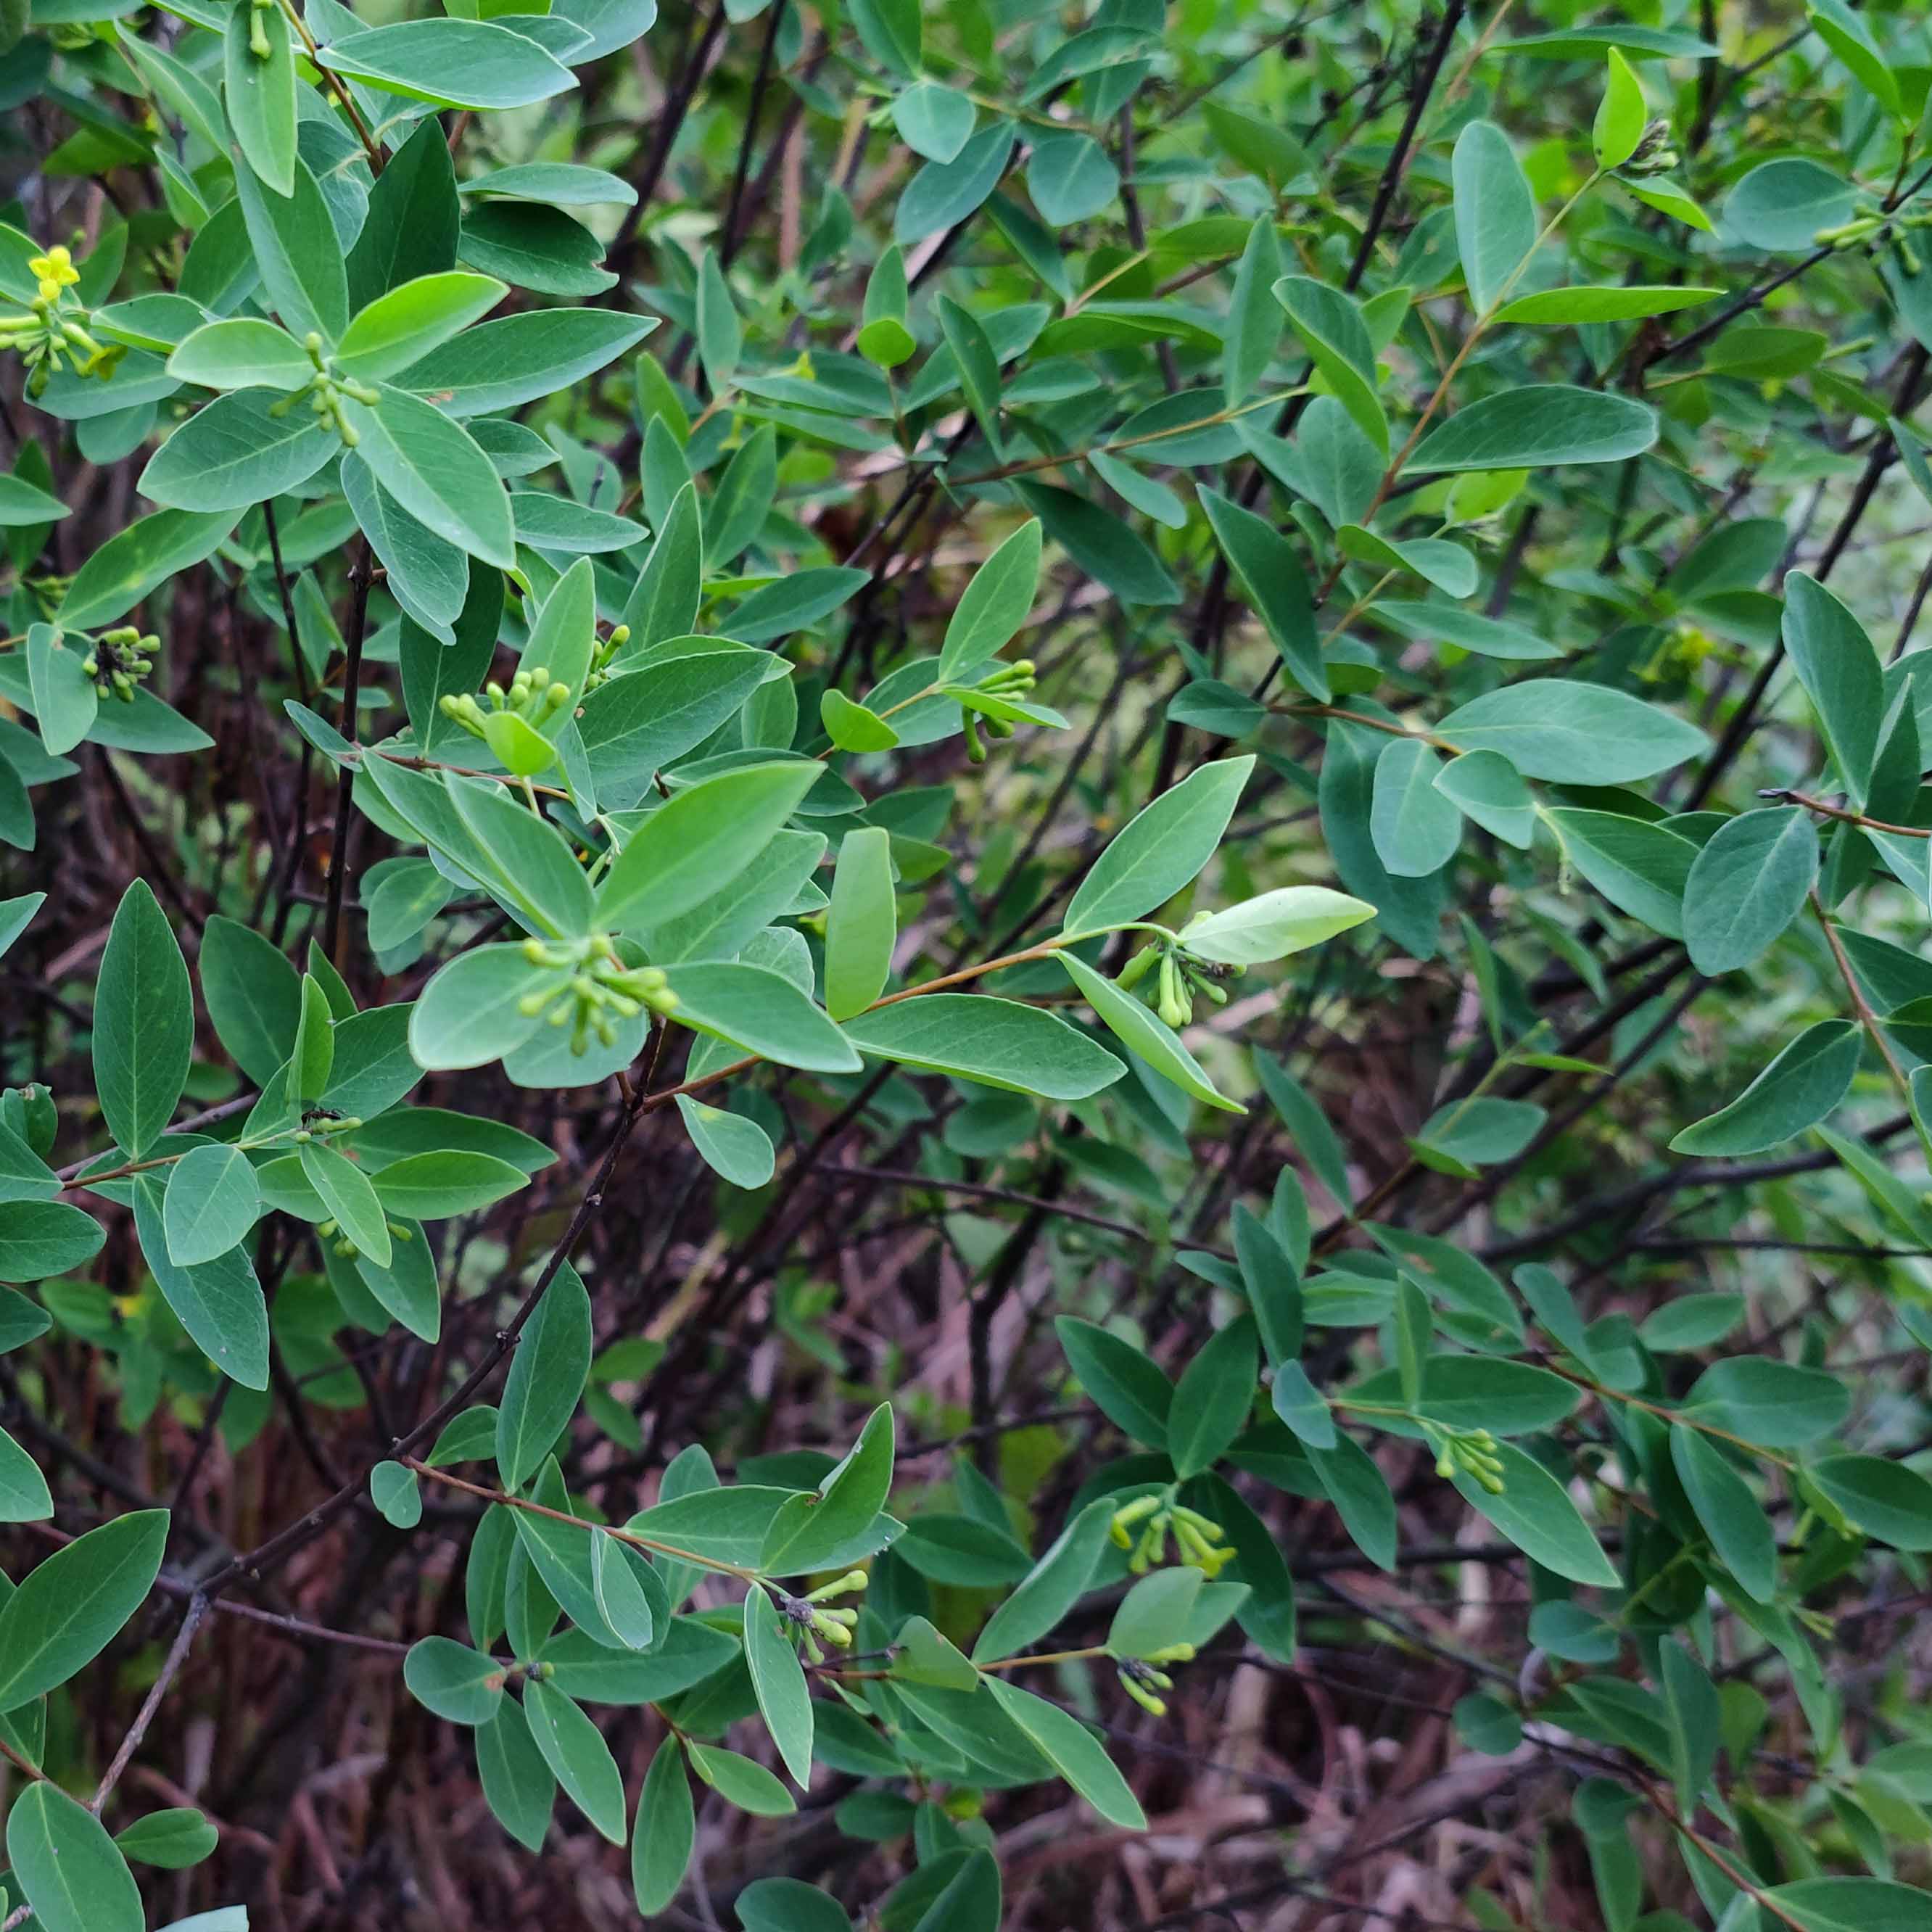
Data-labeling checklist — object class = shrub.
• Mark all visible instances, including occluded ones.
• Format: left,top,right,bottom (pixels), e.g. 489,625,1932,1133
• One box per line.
1,0,1932,1927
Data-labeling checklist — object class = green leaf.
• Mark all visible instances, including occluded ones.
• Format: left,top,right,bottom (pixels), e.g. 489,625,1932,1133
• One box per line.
743,1585,814,1783
658,962,862,1073
291,974,335,1102
369,1150,527,1219
1370,737,1461,877
896,1512,1031,1585
223,0,296,197
94,880,190,1159
822,827,896,1022
1108,1565,1202,1660
404,1635,505,1725
1669,1424,1778,1601
1428,750,1533,848
740,1881,854,1932
595,761,820,928
620,480,702,648
162,1143,261,1266
1683,1357,1849,1448
7,1781,143,1932
937,295,1005,457
1810,1454,1932,1551
674,1097,776,1188
497,1266,592,1490
408,944,561,1071
112,1807,218,1869
1012,479,1179,607
695,246,742,390
167,317,312,392
1759,1878,1932,1932
400,308,654,417
234,152,349,343
1168,1315,1255,1477
1453,120,1537,313
1807,0,1902,115
1059,952,1242,1112
0,1424,52,1521
1179,885,1373,964
1622,176,1713,232
893,81,974,163
821,687,899,753
1440,682,1706,783
523,1679,627,1843
973,1498,1112,1662
1724,157,1855,253
0,1509,168,1710
25,624,96,758
349,118,461,310
1272,276,1387,455
315,18,576,110
1223,213,1284,405
729,567,871,644
475,1698,555,1849
1062,756,1253,936
1450,1442,1619,1585
133,1176,270,1388
342,386,516,569
139,389,335,513
1252,1051,1352,1206
632,1737,695,1912
840,994,1123,1099
897,124,1015,245
337,272,505,384
300,1139,392,1267
1199,488,1326,700
986,1679,1145,1828
56,508,232,630
371,1458,422,1527
686,1740,796,1815
1682,806,1817,973
1494,284,1719,324
1405,388,1659,473
1783,571,1884,806
1414,1096,1546,1170
938,519,1041,684
761,1401,896,1575
460,162,637,207
1546,808,1697,936
1591,49,1646,168
1339,524,1477,598
1054,1316,1172,1448
1027,131,1119,226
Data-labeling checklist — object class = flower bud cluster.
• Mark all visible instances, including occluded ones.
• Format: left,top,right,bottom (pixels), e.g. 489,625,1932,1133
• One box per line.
0,248,124,396
268,333,381,447
318,1214,413,1260
780,1569,870,1664
80,626,160,702
1428,1424,1506,1494
583,623,632,694
1109,1493,1233,1576
518,933,680,1054
1117,1645,1196,1717
440,667,574,777
1812,199,1932,276
958,659,1038,764
1115,939,1243,1029
1623,119,1678,176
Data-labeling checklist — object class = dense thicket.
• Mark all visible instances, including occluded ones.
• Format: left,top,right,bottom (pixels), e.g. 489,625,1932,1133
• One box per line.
2,0,1932,1928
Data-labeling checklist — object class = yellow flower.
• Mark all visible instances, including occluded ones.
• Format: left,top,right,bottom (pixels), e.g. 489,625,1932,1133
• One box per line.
28,247,79,302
